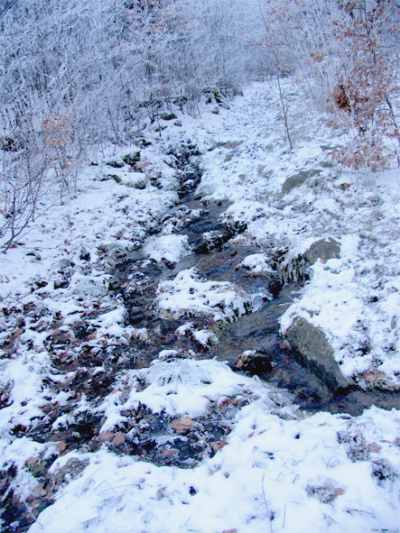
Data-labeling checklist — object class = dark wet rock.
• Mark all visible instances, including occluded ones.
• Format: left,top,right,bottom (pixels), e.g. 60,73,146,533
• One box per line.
0,382,12,408
109,174,122,184
0,135,19,152
194,221,247,255
160,112,177,121
32,278,48,290
233,350,273,376
285,317,350,391
131,179,147,190
122,151,141,166
106,160,124,169
274,238,340,284
137,138,152,148
79,248,91,262
53,274,70,290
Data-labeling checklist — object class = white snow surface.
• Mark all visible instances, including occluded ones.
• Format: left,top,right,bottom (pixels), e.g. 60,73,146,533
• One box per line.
157,267,255,322
29,385,400,533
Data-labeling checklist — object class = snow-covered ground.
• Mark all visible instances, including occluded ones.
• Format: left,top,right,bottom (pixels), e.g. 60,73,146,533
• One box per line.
1,81,400,532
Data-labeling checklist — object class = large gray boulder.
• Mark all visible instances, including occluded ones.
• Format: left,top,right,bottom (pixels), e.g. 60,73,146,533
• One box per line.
281,168,322,195
286,316,350,391
304,238,340,265
275,238,341,284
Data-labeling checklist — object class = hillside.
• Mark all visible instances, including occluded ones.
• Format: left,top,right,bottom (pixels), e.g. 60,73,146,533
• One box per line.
1,79,400,532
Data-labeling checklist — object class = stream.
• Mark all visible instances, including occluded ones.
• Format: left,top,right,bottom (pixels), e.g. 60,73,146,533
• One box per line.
113,140,400,417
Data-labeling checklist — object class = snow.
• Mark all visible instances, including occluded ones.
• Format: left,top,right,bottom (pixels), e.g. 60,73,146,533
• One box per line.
28,379,400,533
239,253,274,275
1,79,400,532
144,234,190,264
157,267,254,322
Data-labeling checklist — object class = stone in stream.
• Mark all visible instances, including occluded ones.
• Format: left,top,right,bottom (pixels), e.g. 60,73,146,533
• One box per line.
285,317,350,391
194,221,247,254
233,350,273,376
274,237,341,284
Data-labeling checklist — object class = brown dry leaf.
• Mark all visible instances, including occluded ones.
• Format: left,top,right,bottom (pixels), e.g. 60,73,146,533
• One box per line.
98,431,114,443
171,416,193,434
112,432,126,446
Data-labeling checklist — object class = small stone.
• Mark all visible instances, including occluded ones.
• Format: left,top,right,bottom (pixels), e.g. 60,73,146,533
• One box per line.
234,350,273,375
171,416,193,434
133,179,147,190
79,248,91,262
57,441,67,454
160,112,177,121
123,151,141,166
106,160,124,169
98,431,114,443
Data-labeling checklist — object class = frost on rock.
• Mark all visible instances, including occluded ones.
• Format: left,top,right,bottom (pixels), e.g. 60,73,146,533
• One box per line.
157,268,254,322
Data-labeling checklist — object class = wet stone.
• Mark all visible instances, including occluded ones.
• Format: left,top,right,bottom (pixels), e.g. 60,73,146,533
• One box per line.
233,350,273,376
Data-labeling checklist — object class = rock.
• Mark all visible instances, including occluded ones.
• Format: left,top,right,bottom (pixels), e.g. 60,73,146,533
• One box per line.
304,238,340,265
171,417,193,434
79,248,91,262
106,160,124,169
286,317,349,390
233,350,273,375
53,275,69,290
132,179,147,190
0,136,18,152
112,432,126,446
122,151,141,166
98,431,114,443
281,168,322,195
160,112,177,121
109,174,122,184
137,138,152,148
194,222,247,255
274,238,340,284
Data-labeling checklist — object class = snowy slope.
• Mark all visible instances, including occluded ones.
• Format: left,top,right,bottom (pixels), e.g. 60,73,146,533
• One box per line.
1,81,400,533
